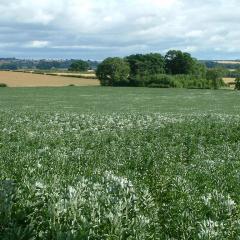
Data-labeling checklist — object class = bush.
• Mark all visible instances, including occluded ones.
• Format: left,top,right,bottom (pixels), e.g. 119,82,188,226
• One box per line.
235,77,240,90
129,74,212,89
129,75,150,87
172,75,212,89
147,74,175,88
206,68,226,89
0,83,7,87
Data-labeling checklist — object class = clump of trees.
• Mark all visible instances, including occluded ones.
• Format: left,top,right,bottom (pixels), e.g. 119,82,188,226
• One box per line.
36,60,60,70
96,50,225,89
68,60,90,72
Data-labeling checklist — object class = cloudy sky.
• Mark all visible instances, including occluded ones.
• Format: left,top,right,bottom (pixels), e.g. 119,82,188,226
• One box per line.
0,0,239,60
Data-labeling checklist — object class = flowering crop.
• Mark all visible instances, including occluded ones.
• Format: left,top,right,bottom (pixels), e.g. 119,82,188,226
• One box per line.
1,110,240,239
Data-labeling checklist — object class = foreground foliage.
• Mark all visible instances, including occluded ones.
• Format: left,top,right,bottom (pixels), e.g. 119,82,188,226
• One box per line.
0,83,7,87
1,111,240,239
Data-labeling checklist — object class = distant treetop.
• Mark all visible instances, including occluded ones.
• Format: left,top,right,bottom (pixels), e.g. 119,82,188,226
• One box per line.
68,60,90,72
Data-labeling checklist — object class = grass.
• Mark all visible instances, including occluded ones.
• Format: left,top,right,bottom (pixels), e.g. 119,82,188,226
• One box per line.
0,86,240,114
1,87,240,239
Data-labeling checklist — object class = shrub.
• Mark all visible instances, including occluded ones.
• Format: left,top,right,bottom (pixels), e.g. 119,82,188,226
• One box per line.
0,83,7,87
129,74,150,87
130,74,212,89
206,68,226,89
147,74,175,88
172,75,212,89
235,77,240,90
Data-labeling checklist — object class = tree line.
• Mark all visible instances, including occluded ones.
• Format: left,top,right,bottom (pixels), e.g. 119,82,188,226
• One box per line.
96,50,225,89
0,59,98,71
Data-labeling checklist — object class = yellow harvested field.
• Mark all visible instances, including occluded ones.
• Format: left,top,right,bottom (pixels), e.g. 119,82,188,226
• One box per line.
223,77,236,84
223,78,236,89
51,72,96,77
0,71,99,87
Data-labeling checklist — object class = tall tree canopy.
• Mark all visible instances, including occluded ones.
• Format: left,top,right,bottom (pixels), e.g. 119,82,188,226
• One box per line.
164,50,196,75
126,53,165,76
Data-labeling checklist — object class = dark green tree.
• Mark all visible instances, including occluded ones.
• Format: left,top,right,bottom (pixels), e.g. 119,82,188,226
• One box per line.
96,57,130,86
126,53,165,76
164,50,195,75
68,60,89,72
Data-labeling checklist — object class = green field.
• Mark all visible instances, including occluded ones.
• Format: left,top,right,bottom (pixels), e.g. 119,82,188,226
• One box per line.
0,86,240,114
1,87,240,239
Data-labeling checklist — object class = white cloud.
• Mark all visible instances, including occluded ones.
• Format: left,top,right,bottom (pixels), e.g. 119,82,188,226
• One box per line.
27,41,49,48
0,0,239,59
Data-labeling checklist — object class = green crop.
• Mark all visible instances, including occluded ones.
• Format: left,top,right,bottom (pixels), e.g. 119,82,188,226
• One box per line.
1,87,240,239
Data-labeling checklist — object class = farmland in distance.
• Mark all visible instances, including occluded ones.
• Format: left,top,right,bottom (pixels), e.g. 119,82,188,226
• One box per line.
0,71,99,87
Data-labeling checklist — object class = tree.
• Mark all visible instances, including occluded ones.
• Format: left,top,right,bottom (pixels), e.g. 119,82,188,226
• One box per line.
192,60,207,79
36,60,60,70
126,53,165,76
235,77,240,90
164,50,195,75
96,57,130,86
206,68,225,89
0,62,18,70
68,60,89,72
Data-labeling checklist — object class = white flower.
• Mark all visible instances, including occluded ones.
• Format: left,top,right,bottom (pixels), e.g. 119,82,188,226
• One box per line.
35,181,44,189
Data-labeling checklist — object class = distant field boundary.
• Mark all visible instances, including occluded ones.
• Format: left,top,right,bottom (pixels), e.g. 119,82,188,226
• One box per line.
46,73,98,79
215,60,240,65
12,70,98,79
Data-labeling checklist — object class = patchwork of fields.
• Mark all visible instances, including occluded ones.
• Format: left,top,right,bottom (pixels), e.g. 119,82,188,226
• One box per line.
1,87,240,239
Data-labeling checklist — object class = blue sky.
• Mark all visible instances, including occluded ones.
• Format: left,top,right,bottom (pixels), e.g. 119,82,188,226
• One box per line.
0,0,239,60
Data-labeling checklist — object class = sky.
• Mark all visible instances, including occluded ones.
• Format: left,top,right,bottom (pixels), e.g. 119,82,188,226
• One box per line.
0,0,239,60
